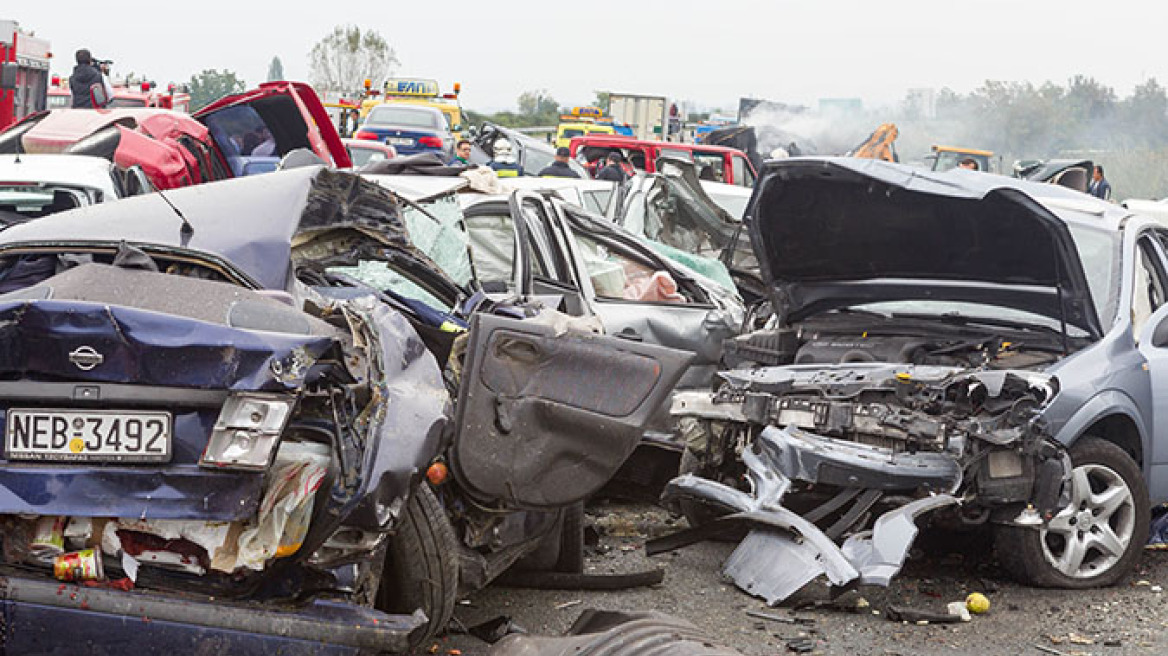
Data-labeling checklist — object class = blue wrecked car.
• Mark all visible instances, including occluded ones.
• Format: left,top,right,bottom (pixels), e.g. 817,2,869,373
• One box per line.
0,166,688,653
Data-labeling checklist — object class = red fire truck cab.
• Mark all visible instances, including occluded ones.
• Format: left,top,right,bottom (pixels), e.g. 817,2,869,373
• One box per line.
0,20,51,131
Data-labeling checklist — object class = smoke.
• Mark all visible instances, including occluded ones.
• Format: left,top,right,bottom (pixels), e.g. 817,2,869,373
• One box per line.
739,104,878,158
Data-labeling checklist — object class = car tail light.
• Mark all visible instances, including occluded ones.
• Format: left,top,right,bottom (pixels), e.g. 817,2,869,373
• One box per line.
140,82,151,92
354,130,380,141
199,393,295,471
418,136,444,148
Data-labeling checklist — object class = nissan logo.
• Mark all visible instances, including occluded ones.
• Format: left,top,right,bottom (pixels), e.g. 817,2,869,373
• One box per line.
68,346,105,371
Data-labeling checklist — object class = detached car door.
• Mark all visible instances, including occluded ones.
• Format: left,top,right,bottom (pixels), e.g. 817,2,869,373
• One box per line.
450,313,690,509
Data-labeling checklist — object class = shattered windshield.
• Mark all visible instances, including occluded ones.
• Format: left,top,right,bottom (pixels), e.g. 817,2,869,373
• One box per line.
327,192,473,312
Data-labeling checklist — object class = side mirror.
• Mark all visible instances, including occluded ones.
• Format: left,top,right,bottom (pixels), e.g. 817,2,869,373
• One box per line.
0,63,17,90
452,124,463,132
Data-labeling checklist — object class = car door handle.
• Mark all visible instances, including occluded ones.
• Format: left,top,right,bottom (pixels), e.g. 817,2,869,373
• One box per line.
615,328,643,342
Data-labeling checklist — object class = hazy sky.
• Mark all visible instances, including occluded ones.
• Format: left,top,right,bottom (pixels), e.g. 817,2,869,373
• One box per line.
11,1,1168,112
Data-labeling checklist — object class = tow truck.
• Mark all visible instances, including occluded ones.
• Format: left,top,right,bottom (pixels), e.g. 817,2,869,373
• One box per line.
0,20,51,130
554,106,622,148
358,77,465,137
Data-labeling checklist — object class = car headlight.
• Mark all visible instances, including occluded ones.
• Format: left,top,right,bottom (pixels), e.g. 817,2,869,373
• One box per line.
199,393,295,471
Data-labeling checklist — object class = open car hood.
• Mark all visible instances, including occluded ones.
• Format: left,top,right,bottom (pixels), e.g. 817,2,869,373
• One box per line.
749,158,1104,338
1014,159,1094,193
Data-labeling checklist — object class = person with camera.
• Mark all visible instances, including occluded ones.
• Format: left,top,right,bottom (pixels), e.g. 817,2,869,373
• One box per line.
70,49,113,109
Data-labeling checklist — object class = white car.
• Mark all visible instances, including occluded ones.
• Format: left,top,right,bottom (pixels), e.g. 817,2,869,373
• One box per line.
0,154,148,226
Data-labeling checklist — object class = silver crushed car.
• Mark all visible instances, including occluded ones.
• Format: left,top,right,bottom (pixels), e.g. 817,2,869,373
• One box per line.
655,157,1165,603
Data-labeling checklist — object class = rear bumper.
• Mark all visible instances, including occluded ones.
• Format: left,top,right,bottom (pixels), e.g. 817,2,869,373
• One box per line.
0,575,424,654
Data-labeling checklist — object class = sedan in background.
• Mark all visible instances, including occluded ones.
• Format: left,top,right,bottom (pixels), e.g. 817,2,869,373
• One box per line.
354,105,453,160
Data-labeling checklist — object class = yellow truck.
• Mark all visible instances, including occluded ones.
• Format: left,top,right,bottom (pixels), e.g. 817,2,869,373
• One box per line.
928,145,999,173
554,106,620,149
359,78,466,138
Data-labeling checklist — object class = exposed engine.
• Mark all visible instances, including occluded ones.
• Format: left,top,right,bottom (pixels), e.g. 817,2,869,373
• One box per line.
674,361,1069,515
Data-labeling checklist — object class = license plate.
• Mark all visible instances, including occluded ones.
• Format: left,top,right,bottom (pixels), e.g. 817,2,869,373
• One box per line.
6,409,172,462
386,137,414,146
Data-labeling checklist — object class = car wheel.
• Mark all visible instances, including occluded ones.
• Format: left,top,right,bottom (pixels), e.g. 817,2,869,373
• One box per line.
378,483,459,648
996,437,1149,588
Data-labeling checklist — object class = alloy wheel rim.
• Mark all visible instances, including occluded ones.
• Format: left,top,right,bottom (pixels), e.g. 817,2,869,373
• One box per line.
1040,463,1135,579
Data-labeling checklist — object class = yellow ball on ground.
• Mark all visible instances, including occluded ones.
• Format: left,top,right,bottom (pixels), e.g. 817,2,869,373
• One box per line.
966,592,990,614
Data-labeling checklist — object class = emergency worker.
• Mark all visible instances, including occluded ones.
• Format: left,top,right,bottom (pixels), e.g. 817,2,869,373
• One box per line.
489,139,521,177
538,147,580,178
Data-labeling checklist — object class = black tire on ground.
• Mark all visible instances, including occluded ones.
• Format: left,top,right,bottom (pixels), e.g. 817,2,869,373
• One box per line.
995,437,1150,589
377,484,459,649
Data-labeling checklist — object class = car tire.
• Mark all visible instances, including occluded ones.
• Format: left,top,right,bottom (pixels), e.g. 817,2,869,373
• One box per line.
378,483,459,648
995,437,1149,588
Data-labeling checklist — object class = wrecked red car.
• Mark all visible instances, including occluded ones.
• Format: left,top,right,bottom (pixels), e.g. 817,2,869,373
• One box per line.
0,81,351,190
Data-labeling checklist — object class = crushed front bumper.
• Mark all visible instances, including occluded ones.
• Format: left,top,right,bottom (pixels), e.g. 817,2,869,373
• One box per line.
0,574,424,654
648,426,964,604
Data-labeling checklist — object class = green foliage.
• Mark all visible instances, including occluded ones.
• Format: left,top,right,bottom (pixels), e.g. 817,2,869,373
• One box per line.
309,25,399,95
188,69,246,111
267,56,284,82
467,89,562,129
593,91,610,114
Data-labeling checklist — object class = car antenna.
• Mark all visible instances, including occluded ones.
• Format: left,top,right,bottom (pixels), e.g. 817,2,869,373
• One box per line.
155,189,194,240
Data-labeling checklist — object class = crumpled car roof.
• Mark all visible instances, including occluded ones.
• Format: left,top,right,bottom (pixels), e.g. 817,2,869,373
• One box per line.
0,166,453,294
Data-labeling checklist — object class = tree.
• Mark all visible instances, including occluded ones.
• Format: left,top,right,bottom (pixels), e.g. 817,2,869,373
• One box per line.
309,25,398,96
1124,77,1168,146
188,69,246,111
267,56,284,82
516,89,560,126
593,91,610,114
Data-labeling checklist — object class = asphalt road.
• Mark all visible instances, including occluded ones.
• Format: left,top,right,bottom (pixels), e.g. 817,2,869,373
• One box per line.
435,502,1168,656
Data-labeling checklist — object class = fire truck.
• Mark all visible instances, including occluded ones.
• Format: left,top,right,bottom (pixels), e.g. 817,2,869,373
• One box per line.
0,20,51,130
45,77,192,113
